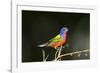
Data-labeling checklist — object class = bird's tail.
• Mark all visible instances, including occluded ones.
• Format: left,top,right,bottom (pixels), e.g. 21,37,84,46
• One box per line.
37,43,48,47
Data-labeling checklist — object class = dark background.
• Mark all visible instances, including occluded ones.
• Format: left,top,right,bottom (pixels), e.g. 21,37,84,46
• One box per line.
22,10,90,62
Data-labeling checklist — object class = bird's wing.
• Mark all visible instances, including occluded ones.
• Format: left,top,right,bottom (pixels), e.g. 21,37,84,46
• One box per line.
48,34,63,44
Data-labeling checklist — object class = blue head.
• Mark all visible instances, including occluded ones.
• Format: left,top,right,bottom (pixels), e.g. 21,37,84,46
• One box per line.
60,27,68,35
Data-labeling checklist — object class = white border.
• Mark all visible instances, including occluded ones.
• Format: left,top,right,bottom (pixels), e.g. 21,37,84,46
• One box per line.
12,4,97,73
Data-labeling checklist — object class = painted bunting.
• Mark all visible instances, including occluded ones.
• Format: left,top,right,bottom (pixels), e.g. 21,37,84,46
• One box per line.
38,27,68,49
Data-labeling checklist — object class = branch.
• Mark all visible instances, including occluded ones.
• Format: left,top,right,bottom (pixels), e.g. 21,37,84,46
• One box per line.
42,48,89,61
42,49,49,62
55,49,89,60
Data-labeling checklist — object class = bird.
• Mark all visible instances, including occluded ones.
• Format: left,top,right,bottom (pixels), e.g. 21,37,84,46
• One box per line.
37,27,68,49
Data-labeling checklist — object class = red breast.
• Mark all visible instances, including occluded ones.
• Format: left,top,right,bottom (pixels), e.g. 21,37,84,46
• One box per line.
52,32,67,49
